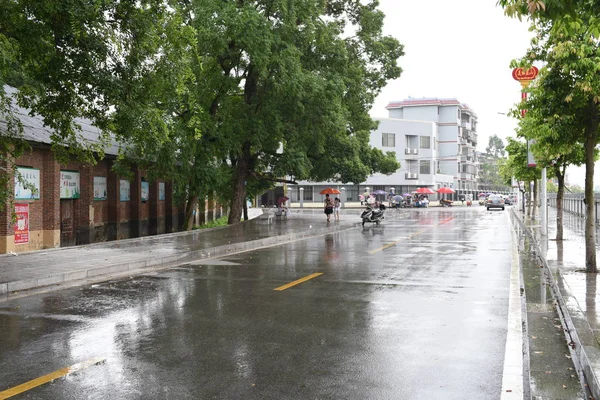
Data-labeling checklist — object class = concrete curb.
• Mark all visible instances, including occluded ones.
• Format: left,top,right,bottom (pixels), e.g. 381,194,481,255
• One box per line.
0,221,359,301
510,209,599,399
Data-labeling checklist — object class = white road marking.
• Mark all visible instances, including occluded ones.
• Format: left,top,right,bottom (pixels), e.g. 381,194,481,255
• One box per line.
501,213,524,398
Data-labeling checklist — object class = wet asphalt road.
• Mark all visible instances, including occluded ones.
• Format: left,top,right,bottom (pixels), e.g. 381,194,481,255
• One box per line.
0,207,514,399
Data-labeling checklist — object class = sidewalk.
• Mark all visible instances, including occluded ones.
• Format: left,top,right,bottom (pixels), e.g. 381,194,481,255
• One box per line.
0,212,358,300
513,206,600,399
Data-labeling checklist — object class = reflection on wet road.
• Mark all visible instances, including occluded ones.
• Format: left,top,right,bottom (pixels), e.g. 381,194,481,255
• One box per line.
0,207,513,399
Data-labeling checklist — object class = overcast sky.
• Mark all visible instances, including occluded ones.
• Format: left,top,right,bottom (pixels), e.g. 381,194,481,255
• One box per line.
368,0,590,187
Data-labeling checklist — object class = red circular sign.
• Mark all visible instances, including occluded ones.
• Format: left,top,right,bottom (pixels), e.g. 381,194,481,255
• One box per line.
512,66,539,81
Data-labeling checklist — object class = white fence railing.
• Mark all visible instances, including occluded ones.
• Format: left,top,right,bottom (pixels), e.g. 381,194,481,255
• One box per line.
547,193,600,222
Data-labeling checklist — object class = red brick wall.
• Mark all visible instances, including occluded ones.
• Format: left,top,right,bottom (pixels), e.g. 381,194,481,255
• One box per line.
2,145,184,253
91,160,110,224
16,147,46,232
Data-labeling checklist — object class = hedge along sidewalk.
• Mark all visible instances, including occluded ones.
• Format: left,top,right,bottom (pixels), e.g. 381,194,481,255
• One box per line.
511,207,600,400
0,216,358,300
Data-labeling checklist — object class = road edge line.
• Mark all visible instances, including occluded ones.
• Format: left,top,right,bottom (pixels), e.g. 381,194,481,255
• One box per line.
500,212,524,398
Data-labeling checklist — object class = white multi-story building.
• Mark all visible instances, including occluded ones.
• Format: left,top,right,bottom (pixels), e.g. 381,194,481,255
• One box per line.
281,98,478,205
386,98,479,194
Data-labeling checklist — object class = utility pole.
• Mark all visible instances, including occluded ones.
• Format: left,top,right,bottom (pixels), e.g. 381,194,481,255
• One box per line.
541,168,547,236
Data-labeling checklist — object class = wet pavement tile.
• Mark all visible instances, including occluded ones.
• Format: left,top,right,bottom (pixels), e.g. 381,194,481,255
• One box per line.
521,235,587,399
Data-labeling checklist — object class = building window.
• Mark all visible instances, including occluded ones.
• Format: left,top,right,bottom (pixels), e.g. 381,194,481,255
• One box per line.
346,186,358,201
420,136,431,149
420,160,431,175
302,186,313,201
382,133,395,147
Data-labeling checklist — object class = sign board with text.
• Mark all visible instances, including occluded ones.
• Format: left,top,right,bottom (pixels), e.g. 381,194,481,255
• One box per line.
14,203,29,244
14,168,40,200
60,171,81,199
93,177,107,200
120,180,130,201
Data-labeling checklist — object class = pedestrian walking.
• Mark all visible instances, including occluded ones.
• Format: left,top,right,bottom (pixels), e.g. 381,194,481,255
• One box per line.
324,194,334,222
334,197,341,221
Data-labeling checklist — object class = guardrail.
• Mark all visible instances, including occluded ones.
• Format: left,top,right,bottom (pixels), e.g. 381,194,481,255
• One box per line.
547,193,600,222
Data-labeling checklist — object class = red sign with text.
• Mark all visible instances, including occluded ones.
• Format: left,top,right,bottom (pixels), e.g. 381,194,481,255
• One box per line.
512,66,539,82
14,203,29,244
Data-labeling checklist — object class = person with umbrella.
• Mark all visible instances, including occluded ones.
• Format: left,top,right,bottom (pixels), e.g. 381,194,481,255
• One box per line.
276,196,289,218
323,194,334,222
437,187,455,207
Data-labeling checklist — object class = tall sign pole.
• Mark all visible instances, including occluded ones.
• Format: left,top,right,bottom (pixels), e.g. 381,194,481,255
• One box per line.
512,66,546,236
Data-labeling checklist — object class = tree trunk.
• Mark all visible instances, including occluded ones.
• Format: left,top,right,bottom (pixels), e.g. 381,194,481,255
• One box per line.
183,194,199,231
243,198,248,221
527,181,532,217
531,179,539,219
556,168,565,241
199,191,206,226
517,182,525,213
228,142,251,224
584,101,598,273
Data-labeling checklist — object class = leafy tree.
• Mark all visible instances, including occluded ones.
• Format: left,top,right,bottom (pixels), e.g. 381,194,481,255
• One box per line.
479,135,508,191
500,0,600,272
486,134,506,158
516,71,587,241
0,0,170,206
501,137,541,215
1,0,404,230
179,0,404,224
498,0,600,37
569,184,584,194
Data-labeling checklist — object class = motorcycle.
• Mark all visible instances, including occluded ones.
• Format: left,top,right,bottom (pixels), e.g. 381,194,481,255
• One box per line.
361,203,386,226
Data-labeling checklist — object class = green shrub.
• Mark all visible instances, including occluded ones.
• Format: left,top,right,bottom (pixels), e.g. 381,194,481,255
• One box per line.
194,216,229,230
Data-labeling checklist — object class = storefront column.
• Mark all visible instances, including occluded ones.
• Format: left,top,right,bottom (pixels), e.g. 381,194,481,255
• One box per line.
0,155,14,253
149,181,159,235
77,165,94,245
107,164,121,241
129,168,141,238
165,182,174,233
42,152,61,249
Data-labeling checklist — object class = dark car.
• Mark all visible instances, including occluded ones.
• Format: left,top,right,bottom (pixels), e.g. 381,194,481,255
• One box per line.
486,194,505,211
503,196,512,205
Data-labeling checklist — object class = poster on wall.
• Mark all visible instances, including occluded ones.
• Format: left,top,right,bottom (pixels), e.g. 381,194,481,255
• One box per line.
14,167,40,200
93,177,107,200
14,203,29,245
158,182,165,201
141,181,149,202
60,171,80,199
120,180,130,201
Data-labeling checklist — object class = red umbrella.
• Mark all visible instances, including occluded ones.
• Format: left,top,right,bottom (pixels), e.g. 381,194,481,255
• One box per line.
416,187,435,194
277,196,289,204
320,188,341,195
437,187,455,194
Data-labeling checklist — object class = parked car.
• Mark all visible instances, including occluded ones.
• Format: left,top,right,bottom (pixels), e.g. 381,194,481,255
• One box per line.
486,194,505,211
503,195,512,206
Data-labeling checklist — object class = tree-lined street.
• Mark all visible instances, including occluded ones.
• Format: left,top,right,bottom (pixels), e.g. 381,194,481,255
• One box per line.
1,208,517,399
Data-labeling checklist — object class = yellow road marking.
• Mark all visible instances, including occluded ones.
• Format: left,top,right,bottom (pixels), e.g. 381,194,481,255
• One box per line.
274,273,323,291
369,230,426,254
0,357,105,399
